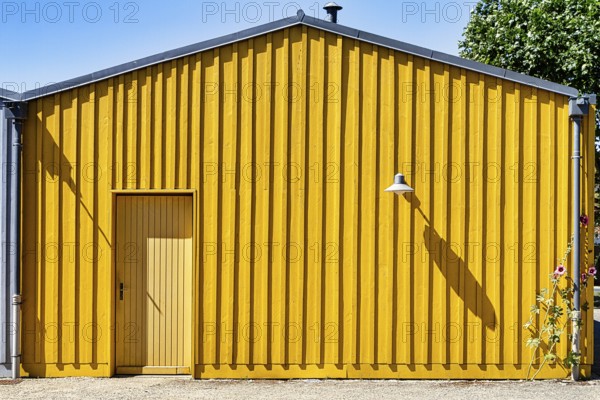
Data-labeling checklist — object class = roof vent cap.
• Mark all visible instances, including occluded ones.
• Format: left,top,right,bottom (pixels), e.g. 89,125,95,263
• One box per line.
323,2,342,23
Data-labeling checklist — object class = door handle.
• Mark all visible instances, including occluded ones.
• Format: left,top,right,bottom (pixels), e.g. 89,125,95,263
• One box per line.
120,283,124,300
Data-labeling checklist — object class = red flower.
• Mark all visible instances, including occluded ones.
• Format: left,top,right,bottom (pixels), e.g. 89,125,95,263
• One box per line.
580,214,589,227
554,265,566,277
588,266,597,277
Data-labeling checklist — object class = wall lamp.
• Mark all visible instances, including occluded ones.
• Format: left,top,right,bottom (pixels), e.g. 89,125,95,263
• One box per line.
384,173,414,195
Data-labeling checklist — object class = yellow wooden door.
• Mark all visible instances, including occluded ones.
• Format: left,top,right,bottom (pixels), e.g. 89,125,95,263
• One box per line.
115,195,193,375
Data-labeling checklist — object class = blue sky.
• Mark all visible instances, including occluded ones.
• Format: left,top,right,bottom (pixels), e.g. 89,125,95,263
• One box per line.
0,1,475,92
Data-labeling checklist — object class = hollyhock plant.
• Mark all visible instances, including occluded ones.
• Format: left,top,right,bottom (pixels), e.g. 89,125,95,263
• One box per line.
554,265,566,277
524,218,592,380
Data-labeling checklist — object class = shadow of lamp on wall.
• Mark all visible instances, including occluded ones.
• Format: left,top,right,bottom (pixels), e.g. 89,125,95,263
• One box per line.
384,172,497,334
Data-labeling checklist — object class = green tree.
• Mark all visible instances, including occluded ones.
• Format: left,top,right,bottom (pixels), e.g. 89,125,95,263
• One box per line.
459,0,600,249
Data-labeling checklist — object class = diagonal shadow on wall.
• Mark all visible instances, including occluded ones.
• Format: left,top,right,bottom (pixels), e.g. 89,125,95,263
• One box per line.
409,195,496,332
422,223,496,329
21,99,108,371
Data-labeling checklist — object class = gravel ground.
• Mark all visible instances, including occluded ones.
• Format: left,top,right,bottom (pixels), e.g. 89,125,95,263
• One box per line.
2,297,599,399
1,377,600,400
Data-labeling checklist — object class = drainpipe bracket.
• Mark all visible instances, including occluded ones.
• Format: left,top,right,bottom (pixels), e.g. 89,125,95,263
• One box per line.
12,294,22,305
569,97,590,118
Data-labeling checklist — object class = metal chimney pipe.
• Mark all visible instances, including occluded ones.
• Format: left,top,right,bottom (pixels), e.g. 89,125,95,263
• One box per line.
323,2,342,23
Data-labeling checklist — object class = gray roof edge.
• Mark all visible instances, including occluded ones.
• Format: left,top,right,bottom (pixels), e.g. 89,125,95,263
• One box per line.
21,9,577,100
0,88,22,101
300,14,578,97
21,14,303,101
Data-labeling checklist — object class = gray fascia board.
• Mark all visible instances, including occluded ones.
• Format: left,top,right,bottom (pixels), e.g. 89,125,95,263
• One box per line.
502,69,577,96
300,14,577,97
431,51,507,78
358,31,434,59
21,14,303,101
21,10,577,100
299,13,360,39
0,88,21,102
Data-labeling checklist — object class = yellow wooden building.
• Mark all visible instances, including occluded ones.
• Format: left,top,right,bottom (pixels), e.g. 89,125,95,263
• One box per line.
6,10,598,378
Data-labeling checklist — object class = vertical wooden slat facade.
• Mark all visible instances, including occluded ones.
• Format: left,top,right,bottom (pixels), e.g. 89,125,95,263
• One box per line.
19,25,595,378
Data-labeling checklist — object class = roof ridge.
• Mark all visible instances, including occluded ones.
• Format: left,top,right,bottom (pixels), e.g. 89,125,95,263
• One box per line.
16,9,577,100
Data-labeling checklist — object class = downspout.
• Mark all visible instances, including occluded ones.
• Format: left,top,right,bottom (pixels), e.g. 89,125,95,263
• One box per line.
4,101,27,380
568,96,589,381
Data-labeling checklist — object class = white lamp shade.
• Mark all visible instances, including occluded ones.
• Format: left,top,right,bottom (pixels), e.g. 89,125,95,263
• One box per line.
384,173,414,194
